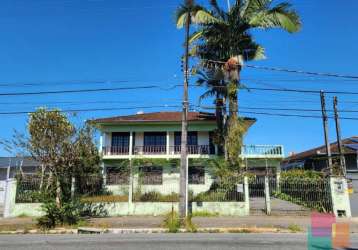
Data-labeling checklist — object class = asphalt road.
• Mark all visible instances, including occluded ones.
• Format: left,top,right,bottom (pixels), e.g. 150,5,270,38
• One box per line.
1,233,357,250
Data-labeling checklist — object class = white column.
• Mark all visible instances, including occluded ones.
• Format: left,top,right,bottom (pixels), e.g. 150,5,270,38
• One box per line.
264,176,271,215
102,162,106,187
4,179,17,218
129,131,133,156
166,131,170,155
99,133,103,154
244,176,249,215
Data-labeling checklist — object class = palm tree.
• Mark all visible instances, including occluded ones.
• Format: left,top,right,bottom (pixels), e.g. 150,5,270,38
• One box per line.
177,0,301,163
192,0,301,118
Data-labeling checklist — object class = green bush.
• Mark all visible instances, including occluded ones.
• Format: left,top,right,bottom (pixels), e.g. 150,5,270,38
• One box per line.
37,199,108,230
163,211,180,233
134,191,179,202
280,170,323,181
37,201,81,229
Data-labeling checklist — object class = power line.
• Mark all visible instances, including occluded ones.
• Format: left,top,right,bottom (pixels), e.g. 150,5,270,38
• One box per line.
202,59,358,80
0,84,183,96
197,106,358,120
246,87,358,96
0,98,182,106
0,105,182,115
199,105,358,113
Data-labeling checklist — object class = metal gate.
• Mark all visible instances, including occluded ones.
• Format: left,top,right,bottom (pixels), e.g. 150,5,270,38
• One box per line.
249,176,333,215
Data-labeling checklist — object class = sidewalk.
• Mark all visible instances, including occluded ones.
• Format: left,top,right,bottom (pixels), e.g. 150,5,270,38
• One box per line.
82,216,358,234
1,215,358,233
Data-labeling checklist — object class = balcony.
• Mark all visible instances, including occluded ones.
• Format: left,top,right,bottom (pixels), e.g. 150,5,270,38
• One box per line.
102,145,213,156
241,145,284,158
101,145,284,158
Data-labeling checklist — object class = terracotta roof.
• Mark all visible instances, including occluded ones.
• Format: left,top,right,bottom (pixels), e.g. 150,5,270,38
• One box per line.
91,111,256,124
284,136,358,162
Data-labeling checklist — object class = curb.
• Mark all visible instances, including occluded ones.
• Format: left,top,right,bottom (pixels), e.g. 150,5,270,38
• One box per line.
77,227,293,234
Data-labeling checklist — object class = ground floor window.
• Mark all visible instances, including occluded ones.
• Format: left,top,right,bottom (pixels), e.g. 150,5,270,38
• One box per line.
139,166,163,185
189,166,205,184
106,166,130,185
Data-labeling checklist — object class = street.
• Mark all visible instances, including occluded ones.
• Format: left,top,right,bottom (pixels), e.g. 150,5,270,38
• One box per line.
0,233,357,250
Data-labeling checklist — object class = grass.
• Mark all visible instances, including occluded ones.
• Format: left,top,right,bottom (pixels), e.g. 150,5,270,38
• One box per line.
184,215,197,233
288,224,302,233
227,228,251,233
134,192,179,202
191,211,219,217
162,211,180,233
16,213,30,218
81,195,128,203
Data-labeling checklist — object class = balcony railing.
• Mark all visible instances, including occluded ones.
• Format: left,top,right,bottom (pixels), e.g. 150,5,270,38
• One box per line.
241,145,284,157
170,145,212,155
102,145,213,156
102,144,284,157
134,146,167,155
102,146,129,155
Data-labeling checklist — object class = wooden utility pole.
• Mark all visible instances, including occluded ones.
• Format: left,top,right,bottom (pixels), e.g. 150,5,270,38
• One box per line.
333,96,347,176
179,0,191,220
320,91,333,174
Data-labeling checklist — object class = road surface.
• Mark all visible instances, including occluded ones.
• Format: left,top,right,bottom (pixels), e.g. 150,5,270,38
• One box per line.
1,233,357,250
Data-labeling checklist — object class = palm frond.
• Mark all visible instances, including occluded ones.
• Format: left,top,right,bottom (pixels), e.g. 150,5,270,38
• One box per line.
209,0,226,19
193,9,222,25
248,2,301,33
189,30,203,44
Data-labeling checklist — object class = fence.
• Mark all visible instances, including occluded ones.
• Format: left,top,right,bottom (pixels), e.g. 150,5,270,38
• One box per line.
276,177,333,213
13,172,249,216
248,176,333,214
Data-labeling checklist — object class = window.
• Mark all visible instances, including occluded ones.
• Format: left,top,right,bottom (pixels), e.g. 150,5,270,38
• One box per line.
106,166,129,185
189,166,205,184
144,132,166,146
140,166,163,185
174,132,198,146
112,132,129,147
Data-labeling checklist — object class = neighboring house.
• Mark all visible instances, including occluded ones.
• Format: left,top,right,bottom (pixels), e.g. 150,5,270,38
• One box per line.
0,157,40,180
281,136,358,173
91,111,284,195
281,136,358,217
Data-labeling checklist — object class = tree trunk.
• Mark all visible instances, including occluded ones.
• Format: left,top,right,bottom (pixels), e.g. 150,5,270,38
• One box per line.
55,175,61,208
39,164,45,190
215,95,224,155
46,171,53,191
70,176,75,201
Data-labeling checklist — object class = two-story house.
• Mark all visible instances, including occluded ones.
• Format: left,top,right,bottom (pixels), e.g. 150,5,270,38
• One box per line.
92,111,284,197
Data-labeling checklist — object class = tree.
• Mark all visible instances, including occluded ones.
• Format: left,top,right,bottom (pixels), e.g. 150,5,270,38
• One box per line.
178,0,301,164
3,108,101,207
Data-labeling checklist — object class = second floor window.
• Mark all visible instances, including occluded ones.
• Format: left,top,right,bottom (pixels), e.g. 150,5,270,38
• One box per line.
111,133,130,154
174,131,198,146
144,132,166,146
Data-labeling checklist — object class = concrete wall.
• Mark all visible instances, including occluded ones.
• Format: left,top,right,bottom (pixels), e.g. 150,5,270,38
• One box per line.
192,202,248,216
106,171,214,196
6,177,249,218
330,177,352,218
11,203,44,217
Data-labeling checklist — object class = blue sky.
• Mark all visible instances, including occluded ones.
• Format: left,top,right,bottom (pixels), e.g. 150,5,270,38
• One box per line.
0,0,358,156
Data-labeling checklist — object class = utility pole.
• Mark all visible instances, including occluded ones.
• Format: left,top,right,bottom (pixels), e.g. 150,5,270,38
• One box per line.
333,96,347,177
320,91,333,175
179,0,191,221
227,0,231,11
